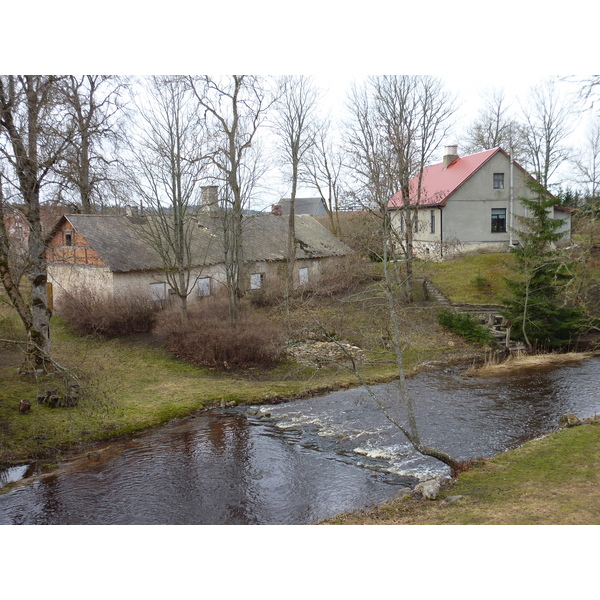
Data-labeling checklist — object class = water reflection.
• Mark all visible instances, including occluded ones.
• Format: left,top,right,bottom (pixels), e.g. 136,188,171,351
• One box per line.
0,357,598,525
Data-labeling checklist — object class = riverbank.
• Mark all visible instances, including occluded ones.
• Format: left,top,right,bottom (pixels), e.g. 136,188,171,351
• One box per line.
326,415,600,525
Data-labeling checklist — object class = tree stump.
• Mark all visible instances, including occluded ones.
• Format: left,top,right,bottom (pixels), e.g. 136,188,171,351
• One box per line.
19,399,32,413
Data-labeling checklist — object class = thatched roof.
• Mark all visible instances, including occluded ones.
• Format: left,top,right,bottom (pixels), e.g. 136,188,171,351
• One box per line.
48,213,350,273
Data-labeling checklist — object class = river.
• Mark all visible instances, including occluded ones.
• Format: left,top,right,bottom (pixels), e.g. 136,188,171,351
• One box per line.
1,356,599,525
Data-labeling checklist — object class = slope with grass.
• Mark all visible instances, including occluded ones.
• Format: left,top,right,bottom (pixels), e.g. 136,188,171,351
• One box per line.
327,419,600,525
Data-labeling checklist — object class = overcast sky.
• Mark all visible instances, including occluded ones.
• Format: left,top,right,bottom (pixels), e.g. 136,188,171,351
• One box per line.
5,1,597,209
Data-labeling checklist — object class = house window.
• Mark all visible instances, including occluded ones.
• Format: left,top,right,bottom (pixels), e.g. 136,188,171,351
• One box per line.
65,232,73,246
491,208,507,233
150,282,166,301
250,273,264,290
430,210,435,234
493,173,505,189
299,267,309,286
197,277,211,297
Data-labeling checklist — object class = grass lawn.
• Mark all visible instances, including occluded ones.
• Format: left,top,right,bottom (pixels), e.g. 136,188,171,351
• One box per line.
423,252,515,304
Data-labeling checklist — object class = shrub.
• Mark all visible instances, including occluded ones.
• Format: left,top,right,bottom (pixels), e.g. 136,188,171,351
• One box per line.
58,288,161,338
312,254,373,298
470,270,492,293
438,309,494,346
154,299,284,369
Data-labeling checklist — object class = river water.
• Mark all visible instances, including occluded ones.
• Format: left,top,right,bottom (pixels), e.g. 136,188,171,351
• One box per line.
1,357,599,525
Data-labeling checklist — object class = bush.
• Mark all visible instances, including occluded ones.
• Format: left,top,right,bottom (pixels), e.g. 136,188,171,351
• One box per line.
59,288,161,338
438,309,494,346
315,254,374,297
154,299,284,369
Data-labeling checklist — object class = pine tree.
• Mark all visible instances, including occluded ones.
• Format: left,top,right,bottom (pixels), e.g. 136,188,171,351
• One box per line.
502,180,582,350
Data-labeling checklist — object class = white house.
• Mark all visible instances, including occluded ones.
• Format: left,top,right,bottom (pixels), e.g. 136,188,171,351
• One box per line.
388,146,573,258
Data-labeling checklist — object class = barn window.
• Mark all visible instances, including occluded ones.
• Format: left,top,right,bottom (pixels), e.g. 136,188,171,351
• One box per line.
299,267,309,285
65,232,73,246
197,277,211,297
150,282,166,301
250,273,264,290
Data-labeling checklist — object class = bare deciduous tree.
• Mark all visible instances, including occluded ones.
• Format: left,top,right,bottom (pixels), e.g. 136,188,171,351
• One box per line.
188,75,273,319
463,86,527,161
127,76,207,314
57,75,128,213
302,124,346,236
272,75,321,315
0,75,72,369
343,76,460,474
346,75,456,300
520,78,574,189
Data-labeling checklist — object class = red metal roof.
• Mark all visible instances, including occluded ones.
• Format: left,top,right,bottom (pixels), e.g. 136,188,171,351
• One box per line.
389,147,503,208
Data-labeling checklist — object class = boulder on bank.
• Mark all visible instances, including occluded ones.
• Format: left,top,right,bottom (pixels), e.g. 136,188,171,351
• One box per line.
414,479,441,500
558,413,582,428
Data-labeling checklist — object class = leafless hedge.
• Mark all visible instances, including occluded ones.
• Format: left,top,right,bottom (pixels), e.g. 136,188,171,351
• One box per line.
153,299,284,369
58,288,161,338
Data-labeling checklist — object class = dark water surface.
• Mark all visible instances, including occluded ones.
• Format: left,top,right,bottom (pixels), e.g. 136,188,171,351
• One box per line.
1,357,598,525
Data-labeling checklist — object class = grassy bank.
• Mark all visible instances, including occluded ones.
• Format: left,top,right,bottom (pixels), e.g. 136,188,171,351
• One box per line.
423,251,515,304
327,418,600,525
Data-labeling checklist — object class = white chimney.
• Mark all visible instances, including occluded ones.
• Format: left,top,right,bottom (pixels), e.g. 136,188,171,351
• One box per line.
443,145,459,168
201,186,219,215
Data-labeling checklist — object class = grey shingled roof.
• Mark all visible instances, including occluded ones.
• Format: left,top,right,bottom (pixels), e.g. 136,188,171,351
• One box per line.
278,197,328,216
51,213,350,273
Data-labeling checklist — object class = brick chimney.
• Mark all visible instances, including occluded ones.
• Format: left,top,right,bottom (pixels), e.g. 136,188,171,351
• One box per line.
271,204,282,216
443,145,459,168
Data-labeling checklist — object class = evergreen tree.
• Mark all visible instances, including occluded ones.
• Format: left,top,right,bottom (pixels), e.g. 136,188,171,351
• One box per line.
502,180,583,350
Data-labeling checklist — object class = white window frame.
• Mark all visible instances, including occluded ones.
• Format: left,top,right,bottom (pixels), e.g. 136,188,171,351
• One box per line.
299,267,309,286
197,277,211,297
150,282,166,301
250,273,264,290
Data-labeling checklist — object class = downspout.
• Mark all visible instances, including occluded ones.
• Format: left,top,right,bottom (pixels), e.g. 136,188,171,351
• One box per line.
438,206,443,259
509,136,514,246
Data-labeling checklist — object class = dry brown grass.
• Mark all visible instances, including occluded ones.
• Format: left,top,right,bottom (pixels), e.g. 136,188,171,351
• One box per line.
462,352,595,377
